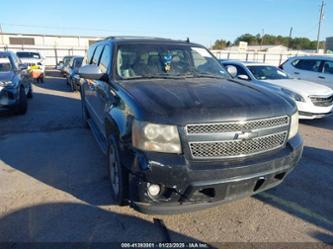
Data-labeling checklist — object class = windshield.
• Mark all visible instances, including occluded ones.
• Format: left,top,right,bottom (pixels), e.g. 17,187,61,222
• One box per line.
247,65,289,80
17,52,41,59
116,44,227,80
0,56,12,72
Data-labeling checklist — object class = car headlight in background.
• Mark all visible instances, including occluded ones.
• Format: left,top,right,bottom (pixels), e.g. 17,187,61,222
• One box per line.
288,112,299,139
0,81,15,87
282,88,305,102
132,120,182,153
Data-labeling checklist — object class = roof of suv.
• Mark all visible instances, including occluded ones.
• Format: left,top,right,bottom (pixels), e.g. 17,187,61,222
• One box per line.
95,36,201,47
0,51,14,57
288,55,333,61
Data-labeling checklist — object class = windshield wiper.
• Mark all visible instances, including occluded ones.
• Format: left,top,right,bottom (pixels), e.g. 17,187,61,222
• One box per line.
123,74,185,80
180,72,225,79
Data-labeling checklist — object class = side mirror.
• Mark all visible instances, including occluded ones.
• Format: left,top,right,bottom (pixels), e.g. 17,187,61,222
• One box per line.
225,65,238,78
79,64,107,81
19,63,28,70
238,74,249,81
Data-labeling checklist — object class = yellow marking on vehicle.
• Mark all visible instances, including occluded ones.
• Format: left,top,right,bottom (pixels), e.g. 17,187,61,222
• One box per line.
259,192,333,227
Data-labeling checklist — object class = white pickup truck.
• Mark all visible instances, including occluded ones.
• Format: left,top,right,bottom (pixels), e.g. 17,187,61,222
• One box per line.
16,51,45,75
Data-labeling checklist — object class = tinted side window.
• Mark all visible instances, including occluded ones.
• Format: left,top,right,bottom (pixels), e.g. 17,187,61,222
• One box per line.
99,45,112,74
293,59,321,72
92,45,104,65
87,46,96,64
322,61,333,75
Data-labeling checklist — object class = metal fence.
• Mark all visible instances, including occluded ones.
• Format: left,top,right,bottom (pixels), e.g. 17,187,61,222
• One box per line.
0,45,87,66
1,45,331,67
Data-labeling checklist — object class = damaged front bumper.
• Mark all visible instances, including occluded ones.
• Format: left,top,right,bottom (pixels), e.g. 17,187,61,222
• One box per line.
126,134,303,215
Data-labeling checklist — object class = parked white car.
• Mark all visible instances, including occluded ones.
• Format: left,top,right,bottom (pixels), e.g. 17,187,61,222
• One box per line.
222,61,333,120
280,55,333,89
16,51,45,74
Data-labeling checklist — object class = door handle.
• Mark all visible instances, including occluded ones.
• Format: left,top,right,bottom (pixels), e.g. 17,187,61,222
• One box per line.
294,72,300,75
318,76,326,79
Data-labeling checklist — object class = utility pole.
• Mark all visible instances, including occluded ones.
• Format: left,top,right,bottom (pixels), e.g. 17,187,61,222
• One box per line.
260,29,265,51
316,1,325,53
288,27,293,51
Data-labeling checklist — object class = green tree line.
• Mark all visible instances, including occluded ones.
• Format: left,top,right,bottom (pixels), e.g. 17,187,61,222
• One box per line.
211,33,324,50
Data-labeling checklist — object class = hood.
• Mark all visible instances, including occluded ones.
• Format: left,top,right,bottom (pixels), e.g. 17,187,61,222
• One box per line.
263,79,333,96
0,71,15,82
119,78,296,125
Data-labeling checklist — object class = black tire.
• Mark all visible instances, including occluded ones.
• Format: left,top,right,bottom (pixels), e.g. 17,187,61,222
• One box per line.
70,79,75,92
27,86,33,99
80,92,89,128
15,87,28,115
108,134,128,205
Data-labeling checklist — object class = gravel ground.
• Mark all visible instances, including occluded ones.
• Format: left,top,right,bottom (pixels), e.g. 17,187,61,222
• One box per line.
0,71,332,246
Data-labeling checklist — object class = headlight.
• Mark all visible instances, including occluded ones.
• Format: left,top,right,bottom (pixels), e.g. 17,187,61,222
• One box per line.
132,120,182,153
288,112,299,139
282,89,305,102
0,81,14,87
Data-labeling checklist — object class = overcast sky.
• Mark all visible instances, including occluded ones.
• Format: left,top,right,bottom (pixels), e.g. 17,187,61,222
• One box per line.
1,0,332,47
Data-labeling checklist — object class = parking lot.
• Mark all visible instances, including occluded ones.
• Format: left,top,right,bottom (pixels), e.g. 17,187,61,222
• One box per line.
0,70,332,244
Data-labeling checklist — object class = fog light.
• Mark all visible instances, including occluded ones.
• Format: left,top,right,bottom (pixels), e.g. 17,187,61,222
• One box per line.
147,183,161,197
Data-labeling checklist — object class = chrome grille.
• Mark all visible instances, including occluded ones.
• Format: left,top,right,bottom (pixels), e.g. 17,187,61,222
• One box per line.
186,116,289,134
189,132,287,159
310,95,333,107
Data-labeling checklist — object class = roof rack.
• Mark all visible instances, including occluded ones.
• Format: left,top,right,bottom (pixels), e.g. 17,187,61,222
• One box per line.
103,36,173,41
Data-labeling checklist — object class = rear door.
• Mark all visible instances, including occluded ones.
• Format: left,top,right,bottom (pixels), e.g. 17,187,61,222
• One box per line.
317,60,333,89
289,59,323,83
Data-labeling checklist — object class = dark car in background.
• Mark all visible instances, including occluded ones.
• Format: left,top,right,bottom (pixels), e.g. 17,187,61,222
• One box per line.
66,56,84,91
57,55,74,76
0,51,32,115
78,36,303,214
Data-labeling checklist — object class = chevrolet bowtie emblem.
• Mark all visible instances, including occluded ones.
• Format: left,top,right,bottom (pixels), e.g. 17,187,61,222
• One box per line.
234,131,259,140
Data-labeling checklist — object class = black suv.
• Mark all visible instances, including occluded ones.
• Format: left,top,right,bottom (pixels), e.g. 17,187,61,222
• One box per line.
79,37,303,214
0,51,32,115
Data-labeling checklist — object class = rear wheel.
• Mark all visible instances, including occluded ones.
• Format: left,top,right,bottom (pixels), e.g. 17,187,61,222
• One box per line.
80,91,89,128
27,86,33,99
15,87,28,115
108,134,128,205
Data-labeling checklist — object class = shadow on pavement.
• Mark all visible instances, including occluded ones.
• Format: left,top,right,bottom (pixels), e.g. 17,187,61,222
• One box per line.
0,92,82,134
256,146,333,235
300,115,333,132
0,202,200,243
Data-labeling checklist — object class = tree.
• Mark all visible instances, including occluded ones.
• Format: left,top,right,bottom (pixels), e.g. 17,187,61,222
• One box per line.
211,39,231,50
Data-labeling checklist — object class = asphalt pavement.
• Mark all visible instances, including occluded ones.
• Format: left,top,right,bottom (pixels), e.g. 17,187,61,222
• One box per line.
0,70,332,246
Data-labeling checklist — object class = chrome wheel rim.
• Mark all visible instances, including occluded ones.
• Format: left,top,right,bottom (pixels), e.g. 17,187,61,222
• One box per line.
109,146,120,195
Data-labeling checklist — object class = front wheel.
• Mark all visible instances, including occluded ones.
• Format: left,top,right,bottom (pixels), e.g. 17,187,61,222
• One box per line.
108,134,128,205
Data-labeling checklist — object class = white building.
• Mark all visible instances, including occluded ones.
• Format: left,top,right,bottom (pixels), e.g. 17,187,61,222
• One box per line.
0,32,104,65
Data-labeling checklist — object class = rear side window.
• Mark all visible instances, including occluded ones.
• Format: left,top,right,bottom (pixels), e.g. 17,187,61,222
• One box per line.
322,61,333,74
292,59,322,72
92,45,104,65
87,46,96,64
99,45,112,74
